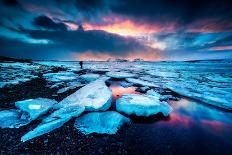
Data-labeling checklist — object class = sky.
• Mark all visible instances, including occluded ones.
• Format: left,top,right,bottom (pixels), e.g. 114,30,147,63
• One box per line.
0,0,232,61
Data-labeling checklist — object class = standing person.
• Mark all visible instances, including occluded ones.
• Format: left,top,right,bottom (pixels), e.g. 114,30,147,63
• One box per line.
79,61,83,69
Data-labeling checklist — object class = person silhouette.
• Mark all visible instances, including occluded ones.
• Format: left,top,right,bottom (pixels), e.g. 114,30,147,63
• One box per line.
79,61,83,69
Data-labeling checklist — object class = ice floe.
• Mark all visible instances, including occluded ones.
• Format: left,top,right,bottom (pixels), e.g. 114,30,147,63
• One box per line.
55,79,112,111
116,94,173,117
80,74,100,82
43,72,78,83
15,98,58,120
0,109,30,128
0,63,39,88
166,82,232,110
126,78,158,88
74,111,130,134
21,117,69,142
106,71,136,79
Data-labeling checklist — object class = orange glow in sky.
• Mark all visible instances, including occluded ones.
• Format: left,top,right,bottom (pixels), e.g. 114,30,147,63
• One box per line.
83,19,166,36
75,50,161,61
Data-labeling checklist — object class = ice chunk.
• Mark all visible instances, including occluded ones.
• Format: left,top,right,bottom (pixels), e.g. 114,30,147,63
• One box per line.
55,79,112,111
116,94,173,117
74,111,130,135
21,117,69,142
126,78,158,88
147,90,179,101
146,90,161,99
15,98,57,120
106,71,136,79
57,82,84,94
0,109,30,128
43,72,77,83
80,74,100,82
43,105,85,123
120,81,133,88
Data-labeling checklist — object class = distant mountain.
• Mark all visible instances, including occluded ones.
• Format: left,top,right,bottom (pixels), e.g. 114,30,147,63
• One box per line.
0,56,32,63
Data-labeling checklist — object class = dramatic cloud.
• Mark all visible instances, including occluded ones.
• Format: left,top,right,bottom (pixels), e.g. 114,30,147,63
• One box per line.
0,0,231,60
32,16,67,30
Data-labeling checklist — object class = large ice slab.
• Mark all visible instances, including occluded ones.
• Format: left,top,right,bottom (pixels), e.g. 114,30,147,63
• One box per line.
15,98,58,120
80,74,100,82
74,111,130,135
116,94,173,117
21,117,69,142
126,78,158,88
106,71,136,79
0,110,30,128
55,79,112,111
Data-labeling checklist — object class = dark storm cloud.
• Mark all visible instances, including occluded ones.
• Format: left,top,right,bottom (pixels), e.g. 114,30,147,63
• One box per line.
1,0,19,7
0,26,150,59
32,15,67,30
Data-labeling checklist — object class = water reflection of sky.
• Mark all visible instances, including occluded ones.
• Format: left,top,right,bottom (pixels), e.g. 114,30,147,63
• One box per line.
110,83,232,139
159,98,232,136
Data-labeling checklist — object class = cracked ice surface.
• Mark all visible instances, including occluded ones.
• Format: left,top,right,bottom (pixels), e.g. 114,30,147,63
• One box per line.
80,74,100,82
0,109,30,128
21,117,69,142
106,71,136,79
0,63,39,88
74,111,130,135
55,79,112,111
15,98,58,120
116,94,173,117
126,78,158,88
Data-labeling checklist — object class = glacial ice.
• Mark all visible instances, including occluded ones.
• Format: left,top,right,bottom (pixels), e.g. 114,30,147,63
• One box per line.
80,74,100,82
43,105,85,123
166,82,232,110
74,111,130,135
0,109,30,128
106,71,136,79
0,62,39,88
116,94,173,117
126,78,158,88
146,90,161,99
15,98,58,120
43,72,78,83
55,79,112,111
21,117,69,142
